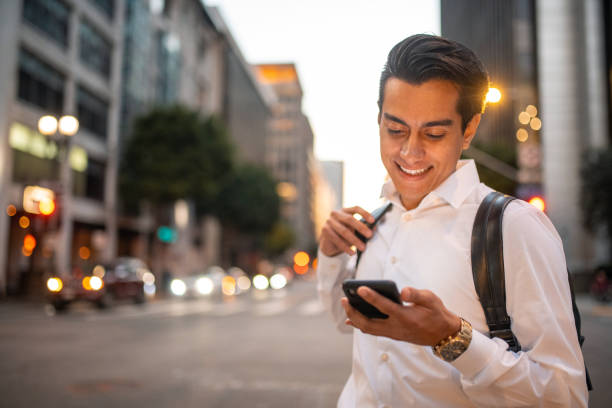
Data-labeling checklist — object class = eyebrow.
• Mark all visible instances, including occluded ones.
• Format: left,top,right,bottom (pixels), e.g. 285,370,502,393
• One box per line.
382,113,454,128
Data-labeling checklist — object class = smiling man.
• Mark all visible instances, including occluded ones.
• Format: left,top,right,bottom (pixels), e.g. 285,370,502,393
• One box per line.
317,34,588,407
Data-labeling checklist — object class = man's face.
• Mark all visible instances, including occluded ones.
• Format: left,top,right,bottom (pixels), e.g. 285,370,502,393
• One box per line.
379,78,480,210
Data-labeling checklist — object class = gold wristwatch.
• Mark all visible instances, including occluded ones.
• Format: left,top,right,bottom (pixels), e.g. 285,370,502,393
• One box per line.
432,317,472,362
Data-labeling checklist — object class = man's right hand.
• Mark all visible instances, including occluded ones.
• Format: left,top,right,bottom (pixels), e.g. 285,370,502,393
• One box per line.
319,206,375,257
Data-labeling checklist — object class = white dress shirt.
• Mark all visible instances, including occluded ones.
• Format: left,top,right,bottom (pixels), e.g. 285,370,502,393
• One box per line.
317,160,588,407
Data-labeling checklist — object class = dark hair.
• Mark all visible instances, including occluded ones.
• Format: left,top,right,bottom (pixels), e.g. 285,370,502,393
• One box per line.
378,34,489,130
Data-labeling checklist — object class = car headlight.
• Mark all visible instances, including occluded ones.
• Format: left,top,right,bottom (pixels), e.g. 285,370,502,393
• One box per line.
90,276,104,291
195,277,214,295
270,273,287,290
170,279,187,296
47,277,63,292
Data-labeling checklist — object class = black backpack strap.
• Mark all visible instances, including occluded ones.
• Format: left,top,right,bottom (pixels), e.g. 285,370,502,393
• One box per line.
355,202,393,268
568,269,593,390
471,191,521,351
472,191,592,390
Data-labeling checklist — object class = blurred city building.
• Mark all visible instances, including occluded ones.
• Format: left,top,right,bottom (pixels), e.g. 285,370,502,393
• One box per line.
311,160,344,239
320,160,344,210
0,0,317,296
0,0,125,296
118,0,228,282
441,0,611,277
254,63,316,250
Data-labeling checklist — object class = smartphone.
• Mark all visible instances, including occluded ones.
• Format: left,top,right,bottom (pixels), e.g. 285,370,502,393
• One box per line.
354,203,392,244
342,279,401,319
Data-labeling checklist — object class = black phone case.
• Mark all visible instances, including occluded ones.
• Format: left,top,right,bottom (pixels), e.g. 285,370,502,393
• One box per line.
342,279,401,319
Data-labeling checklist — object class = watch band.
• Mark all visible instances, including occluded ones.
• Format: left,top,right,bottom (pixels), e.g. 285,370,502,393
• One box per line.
432,317,473,362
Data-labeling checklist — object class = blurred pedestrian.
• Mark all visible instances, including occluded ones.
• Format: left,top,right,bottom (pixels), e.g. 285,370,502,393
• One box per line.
317,34,588,407
590,266,611,302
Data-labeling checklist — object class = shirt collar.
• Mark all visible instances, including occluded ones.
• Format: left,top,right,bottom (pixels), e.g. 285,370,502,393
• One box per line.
380,159,481,210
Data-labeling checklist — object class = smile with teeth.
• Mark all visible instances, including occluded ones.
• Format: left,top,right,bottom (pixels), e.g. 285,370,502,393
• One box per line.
398,163,432,176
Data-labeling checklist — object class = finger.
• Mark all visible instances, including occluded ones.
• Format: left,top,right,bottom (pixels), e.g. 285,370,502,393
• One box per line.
357,286,401,316
343,206,375,224
401,287,437,307
328,218,366,252
334,211,374,241
325,225,356,255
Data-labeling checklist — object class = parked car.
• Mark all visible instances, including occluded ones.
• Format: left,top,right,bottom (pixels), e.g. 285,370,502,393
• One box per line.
46,257,154,311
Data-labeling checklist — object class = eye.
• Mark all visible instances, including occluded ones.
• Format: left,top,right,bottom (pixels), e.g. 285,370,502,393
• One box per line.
387,128,403,135
426,132,445,139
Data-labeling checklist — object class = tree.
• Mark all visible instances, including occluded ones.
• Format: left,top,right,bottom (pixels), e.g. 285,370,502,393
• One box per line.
581,148,612,254
216,163,280,234
119,105,234,215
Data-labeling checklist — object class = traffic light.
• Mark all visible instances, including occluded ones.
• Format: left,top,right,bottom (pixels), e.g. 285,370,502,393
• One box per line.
157,226,177,243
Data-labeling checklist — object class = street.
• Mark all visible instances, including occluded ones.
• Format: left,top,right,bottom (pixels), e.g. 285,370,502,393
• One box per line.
1,282,611,407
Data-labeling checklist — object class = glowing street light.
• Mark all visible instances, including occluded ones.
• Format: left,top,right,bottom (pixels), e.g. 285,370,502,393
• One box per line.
37,114,79,279
485,87,502,104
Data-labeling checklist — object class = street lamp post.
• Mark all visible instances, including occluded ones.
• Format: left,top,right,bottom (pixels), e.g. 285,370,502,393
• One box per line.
38,115,79,278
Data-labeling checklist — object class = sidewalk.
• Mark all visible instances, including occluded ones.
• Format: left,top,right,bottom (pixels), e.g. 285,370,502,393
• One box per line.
576,294,612,318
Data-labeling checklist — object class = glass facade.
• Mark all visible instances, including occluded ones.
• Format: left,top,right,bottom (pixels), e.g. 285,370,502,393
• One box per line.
17,48,65,115
88,0,114,19
156,31,181,103
77,85,109,138
73,157,105,201
22,0,70,48
79,19,112,78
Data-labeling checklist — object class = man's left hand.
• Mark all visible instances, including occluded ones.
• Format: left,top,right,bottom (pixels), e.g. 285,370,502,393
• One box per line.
341,286,461,346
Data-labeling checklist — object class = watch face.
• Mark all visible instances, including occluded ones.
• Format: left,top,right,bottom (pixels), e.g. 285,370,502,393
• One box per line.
440,341,468,361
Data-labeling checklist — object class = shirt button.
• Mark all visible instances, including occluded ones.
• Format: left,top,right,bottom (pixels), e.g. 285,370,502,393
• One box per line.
403,213,412,220
390,256,397,264
381,353,389,362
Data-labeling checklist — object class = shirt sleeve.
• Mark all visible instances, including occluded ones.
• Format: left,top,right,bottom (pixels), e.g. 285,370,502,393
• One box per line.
450,202,589,407
316,249,355,334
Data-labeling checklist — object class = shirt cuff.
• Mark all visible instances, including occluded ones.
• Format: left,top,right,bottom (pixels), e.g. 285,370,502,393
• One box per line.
450,329,501,379
316,249,349,275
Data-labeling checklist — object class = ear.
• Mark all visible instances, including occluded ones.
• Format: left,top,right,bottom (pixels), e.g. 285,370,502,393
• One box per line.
462,114,481,150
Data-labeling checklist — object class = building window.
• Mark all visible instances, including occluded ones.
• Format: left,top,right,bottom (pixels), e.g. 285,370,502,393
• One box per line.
156,31,181,103
88,0,114,19
17,48,65,115
79,20,112,78
77,85,108,138
22,0,70,48
73,158,105,201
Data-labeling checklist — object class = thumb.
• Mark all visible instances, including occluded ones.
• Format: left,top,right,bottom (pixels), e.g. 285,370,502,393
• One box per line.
401,287,434,306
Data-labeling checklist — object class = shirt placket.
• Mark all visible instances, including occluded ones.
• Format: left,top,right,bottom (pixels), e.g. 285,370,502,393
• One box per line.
376,336,393,408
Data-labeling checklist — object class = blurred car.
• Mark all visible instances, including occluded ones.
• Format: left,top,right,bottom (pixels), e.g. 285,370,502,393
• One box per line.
170,266,250,298
46,257,154,311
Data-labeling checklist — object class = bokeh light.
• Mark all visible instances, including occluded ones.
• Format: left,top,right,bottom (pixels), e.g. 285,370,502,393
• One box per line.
19,216,30,229
270,273,287,290
516,128,528,143
196,276,214,295
528,196,546,212
253,274,269,290
485,87,502,103
47,277,63,292
6,205,17,217
518,111,531,125
525,104,538,117
79,246,91,260
293,251,310,267
529,117,542,131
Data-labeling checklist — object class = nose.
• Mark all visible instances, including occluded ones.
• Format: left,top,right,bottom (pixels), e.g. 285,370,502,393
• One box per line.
399,136,425,159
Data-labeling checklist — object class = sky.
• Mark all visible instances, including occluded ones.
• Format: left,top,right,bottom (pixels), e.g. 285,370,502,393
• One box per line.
206,0,441,211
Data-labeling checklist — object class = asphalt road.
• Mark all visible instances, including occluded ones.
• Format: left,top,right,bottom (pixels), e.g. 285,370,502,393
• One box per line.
1,282,611,407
